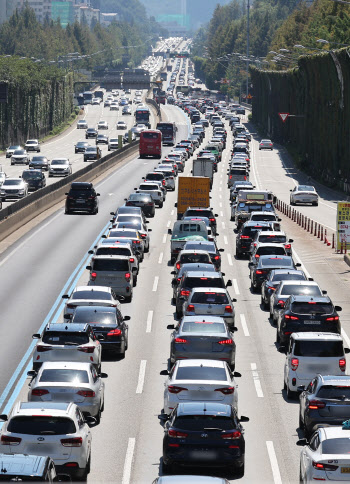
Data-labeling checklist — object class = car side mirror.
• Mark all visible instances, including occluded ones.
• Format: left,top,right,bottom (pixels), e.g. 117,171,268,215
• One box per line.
167,324,175,330
231,298,237,302
345,348,350,354
102,235,107,238
296,439,307,447
53,474,72,482
278,218,282,222
322,290,327,295
0,414,8,421
239,416,249,422
231,327,238,332
99,372,108,378
110,212,115,216
97,193,100,196
158,414,169,421
32,333,40,339
233,371,241,378
248,262,253,267
221,272,225,276
335,306,342,312
86,265,91,270
27,370,37,377
124,316,131,321
88,250,93,255
219,248,224,252
278,346,286,353
289,189,292,192
65,192,68,195
62,294,69,299
64,314,72,320
134,187,137,190
160,369,169,376
215,233,220,236
297,385,305,392
168,228,172,235
85,415,96,425
295,263,301,267
148,229,152,232
308,278,314,281
289,239,294,243
171,271,176,275
215,214,218,217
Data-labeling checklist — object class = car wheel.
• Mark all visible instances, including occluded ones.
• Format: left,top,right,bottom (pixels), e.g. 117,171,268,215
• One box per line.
287,386,297,400
65,209,71,215
144,244,149,253
276,326,280,344
290,199,295,206
250,280,257,292
133,275,137,287
95,408,101,425
299,412,304,430
80,453,91,481
236,250,241,259
313,202,318,206
261,296,268,309
159,202,163,208
125,294,132,303
162,461,174,475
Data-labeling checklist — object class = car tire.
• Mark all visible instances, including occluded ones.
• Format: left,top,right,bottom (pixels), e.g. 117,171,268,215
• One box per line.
287,386,297,400
290,199,295,206
65,209,71,215
159,202,163,208
162,461,174,475
276,327,280,344
299,412,304,430
80,454,91,481
125,294,132,303
313,202,318,206
133,275,137,287
250,280,257,292
261,296,268,309
236,250,241,259
144,245,149,253
95,408,101,425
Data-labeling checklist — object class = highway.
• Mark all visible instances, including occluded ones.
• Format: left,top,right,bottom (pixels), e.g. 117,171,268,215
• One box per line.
0,55,350,484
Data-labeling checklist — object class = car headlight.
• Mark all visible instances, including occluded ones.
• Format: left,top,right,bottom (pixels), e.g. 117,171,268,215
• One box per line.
0,190,5,195
18,190,24,194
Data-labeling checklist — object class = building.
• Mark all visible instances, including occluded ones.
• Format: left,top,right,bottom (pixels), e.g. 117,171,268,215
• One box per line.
15,0,51,23
74,4,100,27
100,12,118,26
51,0,74,27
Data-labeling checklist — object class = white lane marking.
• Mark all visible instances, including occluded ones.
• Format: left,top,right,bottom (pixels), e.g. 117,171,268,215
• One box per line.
222,222,225,229
227,254,233,266
152,276,159,291
220,210,223,216
224,235,228,245
220,180,223,185
266,441,283,484
136,360,147,394
219,203,223,208
219,194,222,199
240,314,250,336
342,328,350,349
233,279,240,295
162,234,167,243
158,252,163,264
167,220,171,228
291,248,311,279
171,209,174,216
146,310,153,333
251,363,264,397
121,438,136,484
0,211,61,267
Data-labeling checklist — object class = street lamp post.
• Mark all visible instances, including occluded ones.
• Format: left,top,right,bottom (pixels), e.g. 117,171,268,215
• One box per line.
246,0,250,100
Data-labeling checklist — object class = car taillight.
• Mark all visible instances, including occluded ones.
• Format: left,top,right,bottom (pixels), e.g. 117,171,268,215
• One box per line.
291,358,299,371
168,386,187,394
340,358,346,371
129,258,135,263
240,235,250,239
215,387,234,395
133,240,141,245
162,180,166,185
214,255,220,260
168,429,188,438
244,176,247,180
221,431,241,439
285,244,291,249
36,345,52,352
31,389,49,396
61,437,83,447
308,400,326,410
77,390,95,397
174,337,187,343
209,218,215,222
180,290,190,297
187,304,195,312
107,328,122,337
1,435,21,445
326,316,339,321
78,346,95,353
284,314,299,320
312,461,338,471
224,305,233,314
91,272,97,281
255,270,266,275
218,339,233,345
176,263,181,270
255,254,260,259
141,234,147,238
125,272,131,281
278,300,285,307
66,304,76,309
229,175,232,179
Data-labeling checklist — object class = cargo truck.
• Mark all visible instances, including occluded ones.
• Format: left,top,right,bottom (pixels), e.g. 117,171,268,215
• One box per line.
176,176,210,220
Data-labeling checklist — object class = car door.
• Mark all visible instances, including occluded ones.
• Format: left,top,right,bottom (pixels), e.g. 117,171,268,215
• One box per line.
304,432,320,481
76,407,91,460
90,365,103,403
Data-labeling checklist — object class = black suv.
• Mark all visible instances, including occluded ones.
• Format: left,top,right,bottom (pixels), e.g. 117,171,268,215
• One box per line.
236,221,272,258
277,295,342,346
183,207,218,235
21,169,46,191
183,240,224,270
65,182,100,215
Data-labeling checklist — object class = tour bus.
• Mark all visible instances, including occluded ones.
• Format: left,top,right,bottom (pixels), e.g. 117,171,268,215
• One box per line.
83,91,93,104
139,130,162,159
135,106,151,128
156,122,176,146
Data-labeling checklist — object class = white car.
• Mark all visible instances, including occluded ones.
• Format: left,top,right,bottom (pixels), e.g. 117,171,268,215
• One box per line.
299,426,350,483
0,171,6,187
282,332,347,399
136,182,164,207
25,139,40,152
6,144,22,158
91,97,101,105
77,120,88,129
110,102,119,111
0,178,28,201
97,120,108,130
108,138,119,150
116,121,127,130
290,185,319,206
49,158,72,177
163,359,238,415
62,285,121,320
32,323,102,372
0,401,92,480
11,149,29,165
28,361,107,421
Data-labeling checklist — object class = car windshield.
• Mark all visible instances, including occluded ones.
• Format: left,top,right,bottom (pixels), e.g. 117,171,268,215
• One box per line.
176,366,227,381
181,321,226,333
40,369,89,383
9,146,20,150
26,141,36,145
294,340,344,357
191,292,229,304
13,150,25,155
51,160,68,165
322,439,350,455
280,285,321,296
291,302,333,315
72,291,110,300
4,180,21,186
298,185,315,192
181,254,210,264
115,222,142,230
22,172,41,180
184,277,224,289
317,386,350,399
173,415,234,431
7,417,76,435
42,332,89,345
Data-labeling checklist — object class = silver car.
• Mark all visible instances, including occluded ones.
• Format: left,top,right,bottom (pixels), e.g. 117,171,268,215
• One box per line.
62,285,121,320
290,185,319,206
0,178,28,201
113,215,151,252
136,182,164,207
182,287,236,329
49,158,72,177
90,242,139,281
170,316,237,369
259,139,273,150
28,361,107,421
11,149,29,165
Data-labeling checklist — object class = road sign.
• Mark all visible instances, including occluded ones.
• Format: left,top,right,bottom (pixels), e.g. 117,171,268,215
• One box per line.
247,94,253,99
278,112,289,122
337,202,350,250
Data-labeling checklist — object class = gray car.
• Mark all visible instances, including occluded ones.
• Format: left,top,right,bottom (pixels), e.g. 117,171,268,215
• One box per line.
113,215,151,253
171,263,217,301
170,316,237,368
183,287,237,329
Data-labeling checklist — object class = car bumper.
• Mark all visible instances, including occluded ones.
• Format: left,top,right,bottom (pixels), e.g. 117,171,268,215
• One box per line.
172,349,234,364
164,447,244,468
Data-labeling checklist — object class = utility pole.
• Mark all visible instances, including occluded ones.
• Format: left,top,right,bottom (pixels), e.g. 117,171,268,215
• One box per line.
246,0,250,100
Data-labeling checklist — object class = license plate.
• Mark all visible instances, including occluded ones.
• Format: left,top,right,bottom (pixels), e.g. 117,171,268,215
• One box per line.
76,199,85,203
147,145,153,148
341,468,350,473
304,320,321,324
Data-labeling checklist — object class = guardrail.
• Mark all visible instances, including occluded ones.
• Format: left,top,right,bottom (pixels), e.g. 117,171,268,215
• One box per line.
146,98,161,121
0,140,139,243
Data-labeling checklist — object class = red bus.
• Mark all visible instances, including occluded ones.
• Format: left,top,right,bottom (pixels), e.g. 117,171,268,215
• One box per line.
139,130,162,159
156,122,176,146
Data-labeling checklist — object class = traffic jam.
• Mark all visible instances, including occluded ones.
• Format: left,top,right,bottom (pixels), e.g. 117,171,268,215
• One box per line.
1,55,350,484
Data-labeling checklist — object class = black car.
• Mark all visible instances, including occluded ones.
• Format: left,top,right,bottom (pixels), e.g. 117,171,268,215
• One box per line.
21,169,46,191
183,207,218,235
85,128,98,139
96,134,108,145
65,182,100,214
162,402,248,475
125,193,155,217
183,240,224,271
28,155,49,171
261,269,308,309
249,255,299,292
235,221,272,258
75,141,89,153
69,306,130,356
84,146,101,162
276,295,342,346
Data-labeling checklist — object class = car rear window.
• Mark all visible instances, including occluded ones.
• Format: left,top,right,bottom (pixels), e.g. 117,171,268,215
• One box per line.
261,258,292,267
72,309,116,326
293,340,344,357
139,184,158,190
109,230,138,238
40,369,89,383
241,226,269,237
95,247,131,257
251,214,276,220
8,417,76,435
115,222,142,230
176,367,226,381
185,243,216,252
257,247,286,256
92,259,129,271
180,254,210,264
184,277,224,289
173,415,234,431
42,332,89,345
191,292,229,304
181,321,226,333
322,439,350,455
230,168,246,175
272,273,305,282
185,210,213,219
146,173,163,180
291,302,334,315
72,291,111,300
281,285,321,296
317,386,350,399
142,132,159,139
259,235,287,243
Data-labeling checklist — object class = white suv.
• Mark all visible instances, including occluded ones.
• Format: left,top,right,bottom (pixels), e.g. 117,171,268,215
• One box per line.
282,332,348,399
0,402,92,480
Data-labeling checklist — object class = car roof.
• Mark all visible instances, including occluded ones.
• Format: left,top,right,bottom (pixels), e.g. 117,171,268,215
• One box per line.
92,254,130,260
179,250,210,255
73,285,111,293
278,280,318,287
257,231,286,237
177,359,225,368
190,287,228,294
318,375,350,385
243,221,272,227
17,402,71,413
255,242,286,248
176,402,231,417
270,269,305,276
156,477,227,484
184,271,222,278
181,316,226,325
321,427,350,440
40,361,93,371
291,332,343,341
45,323,89,332
0,454,50,477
